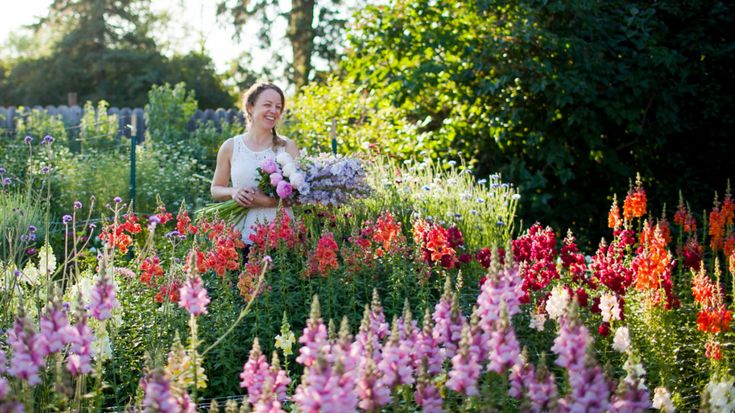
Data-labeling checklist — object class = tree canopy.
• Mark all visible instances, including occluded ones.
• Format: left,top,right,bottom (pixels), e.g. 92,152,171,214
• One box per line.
339,0,735,244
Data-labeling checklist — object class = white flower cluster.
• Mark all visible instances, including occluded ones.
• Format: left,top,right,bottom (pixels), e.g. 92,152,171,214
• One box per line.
652,387,675,412
599,293,621,323
612,326,631,353
546,285,570,321
706,378,735,412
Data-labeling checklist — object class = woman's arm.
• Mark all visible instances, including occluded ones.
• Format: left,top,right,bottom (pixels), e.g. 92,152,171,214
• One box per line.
211,138,254,206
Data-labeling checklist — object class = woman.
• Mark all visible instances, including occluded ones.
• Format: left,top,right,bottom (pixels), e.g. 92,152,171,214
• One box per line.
210,82,300,244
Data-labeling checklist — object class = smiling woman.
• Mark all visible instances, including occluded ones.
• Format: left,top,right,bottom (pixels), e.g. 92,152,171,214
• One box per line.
210,82,300,245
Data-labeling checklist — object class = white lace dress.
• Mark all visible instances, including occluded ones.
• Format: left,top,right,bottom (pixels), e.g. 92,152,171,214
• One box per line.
230,134,294,244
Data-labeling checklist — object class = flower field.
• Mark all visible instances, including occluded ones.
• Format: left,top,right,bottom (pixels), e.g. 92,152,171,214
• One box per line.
1,137,735,412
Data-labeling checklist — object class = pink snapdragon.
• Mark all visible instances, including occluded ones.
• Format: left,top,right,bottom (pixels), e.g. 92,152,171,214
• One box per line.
39,300,77,354
67,314,94,376
432,283,465,359
487,306,521,374
446,324,481,396
476,266,524,334
7,315,45,386
414,363,443,413
293,355,358,413
413,309,444,375
0,376,9,401
377,320,415,388
355,342,392,411
178,275,210,316
141,371,179,413
240,339,290,405
88,272,120,321
296,297,328,367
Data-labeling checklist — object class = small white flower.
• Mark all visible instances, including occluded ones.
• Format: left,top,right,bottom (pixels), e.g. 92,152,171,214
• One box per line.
612,326,631,353
447,160,457,166
20,262,40,285
37,243,57,275
706,378,735,412
600,293,621,323
529,312,546,331
290,172,305,187
512,194,521,200
652,387,675,412
477,198,485,204
282,162,297,178
478,178,487,185
546,285,570,321
276,152,293,166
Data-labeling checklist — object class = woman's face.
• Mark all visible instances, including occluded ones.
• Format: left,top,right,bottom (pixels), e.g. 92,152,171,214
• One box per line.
248,88,283,130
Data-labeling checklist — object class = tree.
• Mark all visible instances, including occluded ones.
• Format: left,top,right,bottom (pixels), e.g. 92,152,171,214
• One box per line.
343,0,735,244
0,0,235,108
216,0,355,89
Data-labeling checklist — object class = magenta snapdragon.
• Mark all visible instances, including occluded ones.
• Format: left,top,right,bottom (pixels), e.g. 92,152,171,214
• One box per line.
178,275,210,316
293,355,357,413
355,343,391,412
88,272,120,321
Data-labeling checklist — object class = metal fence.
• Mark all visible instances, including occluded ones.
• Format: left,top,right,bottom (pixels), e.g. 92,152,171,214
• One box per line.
0,105,245,143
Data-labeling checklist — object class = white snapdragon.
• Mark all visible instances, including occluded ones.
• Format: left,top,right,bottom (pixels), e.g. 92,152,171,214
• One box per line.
652,387,675,412
706,378,735,412
600,293,621,323
38,243,57,276
529,312,547,331
612,326,631,353
546,285,570,321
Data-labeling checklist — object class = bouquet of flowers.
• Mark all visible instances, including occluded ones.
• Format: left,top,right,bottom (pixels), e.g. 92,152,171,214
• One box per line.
196,153,308,225
257,152,309,200
196,153,371,224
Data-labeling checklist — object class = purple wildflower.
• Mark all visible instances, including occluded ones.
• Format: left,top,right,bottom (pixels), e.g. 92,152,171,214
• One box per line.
41,166,50,174
1,177,12,186
28,225,37,232
73,201,82,209
24,136,33,144
42,135,54,144
113,196,122,203
0,167,5,174
25,248,36,255
62,215,72,224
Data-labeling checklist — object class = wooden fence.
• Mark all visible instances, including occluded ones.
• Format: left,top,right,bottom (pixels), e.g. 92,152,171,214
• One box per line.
0,105,245,143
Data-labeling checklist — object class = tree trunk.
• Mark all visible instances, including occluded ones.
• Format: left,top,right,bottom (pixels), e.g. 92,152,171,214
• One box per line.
287,0,315,89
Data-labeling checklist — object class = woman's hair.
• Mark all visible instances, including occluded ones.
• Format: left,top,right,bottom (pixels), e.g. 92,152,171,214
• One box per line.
242,82,287,148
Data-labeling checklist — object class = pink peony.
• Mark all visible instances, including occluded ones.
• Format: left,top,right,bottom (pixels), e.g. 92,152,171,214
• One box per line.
270,172,284,186
276,180,293,199
261,158,279,174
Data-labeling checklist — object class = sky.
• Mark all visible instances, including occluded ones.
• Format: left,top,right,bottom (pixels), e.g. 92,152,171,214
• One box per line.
0,0,277,73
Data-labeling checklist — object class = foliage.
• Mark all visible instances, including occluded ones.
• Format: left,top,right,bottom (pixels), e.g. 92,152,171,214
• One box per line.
14,108,69,148
188,120,245,171
79,100,119,153
282,77,449,159
144,82,198,145
341,0,735,246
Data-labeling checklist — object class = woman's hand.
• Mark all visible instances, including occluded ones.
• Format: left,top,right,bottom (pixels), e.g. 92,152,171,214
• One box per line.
249,188,279,208
231,187,255,207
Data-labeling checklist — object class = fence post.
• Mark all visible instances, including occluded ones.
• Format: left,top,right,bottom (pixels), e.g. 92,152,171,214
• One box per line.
330,118,337,155
129,112,138,208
